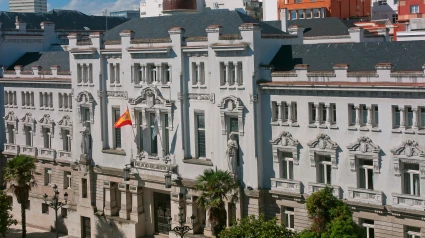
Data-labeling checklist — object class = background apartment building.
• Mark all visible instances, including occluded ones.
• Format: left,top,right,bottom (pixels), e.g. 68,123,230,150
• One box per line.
9,0,47,13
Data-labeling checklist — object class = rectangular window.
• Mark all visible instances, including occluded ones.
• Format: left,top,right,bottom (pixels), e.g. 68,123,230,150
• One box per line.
359,160,374,190
24,126,32,146
392,14,398,24
373,105,379,126
321,104,326,123
42,203,49,214
62,129,71,152
331,103,336,123
43,127,51,149
82,107,90,123
292,102,298,122
197,113,206,158
361,219,375,238
421,107,425,128
284,103,289,121
64,171,71,189
281,152,294,180
313,8,320,18
310,103,316,123
318,156,332,184
61,208,68,218
45,168,52,186
82,178,88,198
164,113,170,155
298,9,305,19
306,9,312,19
283,207,295,231
113,109,121,149
163,64,171,84
7,124,15,144
406,226,421,238
109,63,115,84
150,113,158,155
394,106,401,128
290,10,297,19
362,105,368,126
137,111,143,153
192,62,199,85
294,0,301,3
220,62,226,86
237,62,243,85
272,102,279,122
411,5,419,14
407,107,414,128
403,163,420,196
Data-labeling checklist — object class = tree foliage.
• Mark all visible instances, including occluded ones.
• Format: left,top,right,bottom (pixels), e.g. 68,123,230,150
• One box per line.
300,186,363,238
219,214,298,238
0,190,17,238
4,155,36,238
194,168,239,236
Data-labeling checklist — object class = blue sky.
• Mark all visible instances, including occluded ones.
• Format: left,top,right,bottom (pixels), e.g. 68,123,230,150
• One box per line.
0,0,140,15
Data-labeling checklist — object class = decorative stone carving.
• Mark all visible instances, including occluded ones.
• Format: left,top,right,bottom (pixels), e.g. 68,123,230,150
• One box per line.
391,140,425,178
80,121,91,155
76,91,95,124
21,112,36,135
218,95,245,136
128,86,172,107
97,90,128,100
270,131,300,165
250,94,258,104
347,137,381,173
307,133,338,168
58,115,73,139
76,91,94,104
226,132,239,176
38,114,55,138
4,111,18,134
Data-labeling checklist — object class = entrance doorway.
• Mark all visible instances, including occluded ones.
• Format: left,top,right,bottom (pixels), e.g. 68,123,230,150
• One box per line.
154,193,171,234
81,217,91,238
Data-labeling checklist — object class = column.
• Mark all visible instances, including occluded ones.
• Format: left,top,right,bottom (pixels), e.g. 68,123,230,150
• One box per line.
30,130,34,147
196,63,201,85
367,106,373,127
143,65,148,83
104,182,118,216
399,106,405,129
325,104,331,125
277,102,283,122
225,63,230,85
355,105,361,126
155,64,161,84
287,102,293,124
129,186,143,222
156,109,164,158
315,104,320,124
119,184,131,220
413,107,419,130
234,61,239,86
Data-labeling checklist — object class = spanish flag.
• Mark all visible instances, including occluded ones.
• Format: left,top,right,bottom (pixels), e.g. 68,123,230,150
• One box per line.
114,109,132,128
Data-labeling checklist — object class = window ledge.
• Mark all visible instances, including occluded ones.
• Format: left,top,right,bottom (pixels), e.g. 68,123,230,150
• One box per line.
134,84,142,88
348,126,357,131
161,85,170,88
329,125,338,129
318,124,327,129
237,86,245,90
391,129,402,134
359,127,369,131
191,85,199,88
183,158,213,166
271,122,279,126
405,130,416,134
308,123,317,128
418,130,425,135
200,85,207,89
228,86,237,90
102,149,126,156
371,127,381,132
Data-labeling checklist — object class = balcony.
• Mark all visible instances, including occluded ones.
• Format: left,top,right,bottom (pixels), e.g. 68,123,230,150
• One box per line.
392,193,425,211
58,151,72,160
347,187,383,206
308,182,341,198
270,178,302,195
38,148,56,161
20,145,37,157
4,144,19,155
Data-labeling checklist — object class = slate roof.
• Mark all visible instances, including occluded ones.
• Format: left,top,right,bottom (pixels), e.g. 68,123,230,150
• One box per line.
0,10,128,30
8,51,70,71
269,41,425,72
103,11,288,41
264,17,349,37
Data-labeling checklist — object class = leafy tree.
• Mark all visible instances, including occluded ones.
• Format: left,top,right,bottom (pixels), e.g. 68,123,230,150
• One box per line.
0,190,17,237
4,155,36,238
219,214,298,238
194,168,239,236
300,186,363,238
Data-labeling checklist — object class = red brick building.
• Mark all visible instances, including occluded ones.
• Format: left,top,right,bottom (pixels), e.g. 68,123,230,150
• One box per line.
396,0,425,32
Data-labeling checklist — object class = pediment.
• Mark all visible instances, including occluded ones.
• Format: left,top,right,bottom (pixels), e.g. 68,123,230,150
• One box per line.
218,95,244,112
39,114,54,125
4,111,18,122
76,91,94,104
270,131,299,147
21,112,35,123
391,140,425,158
128,86,171,107
347,137,380,154
307,133,338,150
58,115,72,127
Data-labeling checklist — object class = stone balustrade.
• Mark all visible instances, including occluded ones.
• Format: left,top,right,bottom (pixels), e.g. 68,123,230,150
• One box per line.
58,150,72,160
392,193,425,211
38,148,56,160
347,187,383,205
20,145,37,157
308,182,341,198
270,178,302,194
4,143,19,155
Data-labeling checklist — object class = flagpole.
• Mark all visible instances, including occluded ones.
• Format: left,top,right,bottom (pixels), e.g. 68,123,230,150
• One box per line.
127,104,140,154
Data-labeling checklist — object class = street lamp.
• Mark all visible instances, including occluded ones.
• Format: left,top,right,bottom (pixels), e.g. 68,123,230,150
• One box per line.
43,184,68,238
168,206,196,238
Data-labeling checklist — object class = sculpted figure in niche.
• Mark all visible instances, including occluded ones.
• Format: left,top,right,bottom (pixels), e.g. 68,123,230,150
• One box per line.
226,132,239,175
80,121,91,155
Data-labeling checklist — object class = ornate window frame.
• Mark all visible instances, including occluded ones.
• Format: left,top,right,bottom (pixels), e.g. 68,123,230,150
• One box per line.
21,112,36,136
39,114,55,138
76,91,95,124
347,137,381,173
270,131,300,165
58,115,73,139
391,140,425,178
4,111,18,135
307,133,338,168
128,86,174,131
218,95,245,136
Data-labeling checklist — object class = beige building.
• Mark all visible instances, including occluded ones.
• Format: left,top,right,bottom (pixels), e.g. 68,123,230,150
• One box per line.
9,0,47,13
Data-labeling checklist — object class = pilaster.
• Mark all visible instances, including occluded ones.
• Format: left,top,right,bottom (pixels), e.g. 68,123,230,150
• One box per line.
118,183,131,220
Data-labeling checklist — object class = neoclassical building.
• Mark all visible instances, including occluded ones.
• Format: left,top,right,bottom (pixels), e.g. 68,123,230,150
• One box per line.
2,9,425,238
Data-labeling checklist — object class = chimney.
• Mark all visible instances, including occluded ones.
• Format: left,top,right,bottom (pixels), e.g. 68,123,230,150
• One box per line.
280,8,288,33
15,16,27,32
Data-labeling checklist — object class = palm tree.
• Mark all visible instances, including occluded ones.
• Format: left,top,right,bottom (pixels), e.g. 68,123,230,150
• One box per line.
194,168,239,236
3,155,36,238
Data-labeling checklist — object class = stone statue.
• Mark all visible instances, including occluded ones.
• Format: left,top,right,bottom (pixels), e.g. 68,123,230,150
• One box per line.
80,121,91,155
226,133,239,174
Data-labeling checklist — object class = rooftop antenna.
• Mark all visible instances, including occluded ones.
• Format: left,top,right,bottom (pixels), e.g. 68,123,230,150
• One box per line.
102,9,108,30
